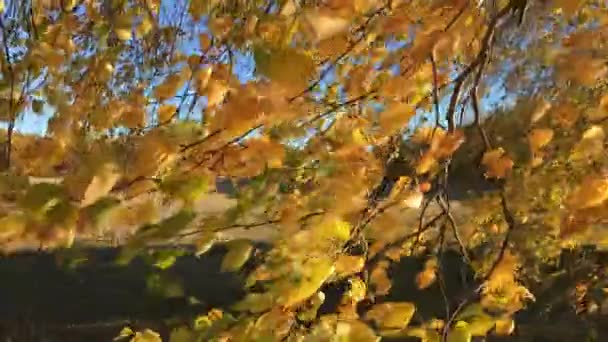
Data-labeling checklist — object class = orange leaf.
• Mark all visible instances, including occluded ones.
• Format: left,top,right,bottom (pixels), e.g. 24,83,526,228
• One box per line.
481,148,513,179
528,128,553,151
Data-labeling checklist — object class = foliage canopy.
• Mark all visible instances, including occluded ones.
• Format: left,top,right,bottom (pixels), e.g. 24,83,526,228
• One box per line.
2,0,608,340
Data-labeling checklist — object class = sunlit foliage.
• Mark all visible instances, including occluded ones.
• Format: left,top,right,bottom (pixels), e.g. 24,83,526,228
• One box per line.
1,0,608,340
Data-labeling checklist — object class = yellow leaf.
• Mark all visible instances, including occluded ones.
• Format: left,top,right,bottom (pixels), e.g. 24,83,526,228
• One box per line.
233,292,275,313
132,329,162,342
416,152,438,175
221,239,253,272
401,189,423,209
528,128,553,151
297,291,325,322
254,46,315,92
196,67,213,92
447,322,472,342
136,16,154,38
430,130,465,159
494,317,515,336
570,125,605,161
416,257,438,290
303,9,350,41
554,0,583,16
481,148,513,179
278,257,335,307
115,28,132,41
194,232,216,256
154,74,185,101
370,261,392,296
313,217,352,243
530,98,551,124
199,34,211,51
158,104,177,123
352,128,369,145
380,103,414,134
365,302,416,329
82,163,120,207
335,255,365,278
412,126,445,145
0,214,26,240
336,320,380,342
566,175,608,210
205,79,228,108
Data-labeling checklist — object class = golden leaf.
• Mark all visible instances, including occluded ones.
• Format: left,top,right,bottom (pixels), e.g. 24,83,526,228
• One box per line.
132,329,162,342
335,255,365,278
528,128,553,151
336,320,380,342
205,79,229,108
379,103,414,134
154,74,185,101
278,256,335,307
365,302,416,329
82,163,120,207
412,126,446,145
570,125,605,161
199,34,211,51
302,9,350,41
530,98,551,124
566,175,608,210
554,0,584,16
158,104,177,123
481,148,513,179
115,28,132,41
416,257,438,290
234,292,275,313
401,189,423,209
221,239,253,272
0,214,26,241
430,130,465,159
416,152,438,175
136,15,154,38
494,317,515,336
370,261,392,296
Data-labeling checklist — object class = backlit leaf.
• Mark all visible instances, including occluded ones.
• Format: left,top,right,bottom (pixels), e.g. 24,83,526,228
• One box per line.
278,256,335,307
221,239,253,272
366,302,416,329
481,148,513,179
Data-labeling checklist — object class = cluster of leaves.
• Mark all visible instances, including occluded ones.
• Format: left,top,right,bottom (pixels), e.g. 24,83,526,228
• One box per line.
2,0,608,341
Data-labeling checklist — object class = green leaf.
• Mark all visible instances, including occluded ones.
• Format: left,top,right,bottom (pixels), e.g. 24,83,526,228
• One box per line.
114,326,134,340
152,249,185,270
221,239,253,272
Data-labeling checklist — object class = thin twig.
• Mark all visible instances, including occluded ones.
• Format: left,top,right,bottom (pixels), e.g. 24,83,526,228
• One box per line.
445,6,509,131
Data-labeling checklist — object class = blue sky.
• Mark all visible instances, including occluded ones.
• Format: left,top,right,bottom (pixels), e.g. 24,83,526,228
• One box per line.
6,0,510,137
